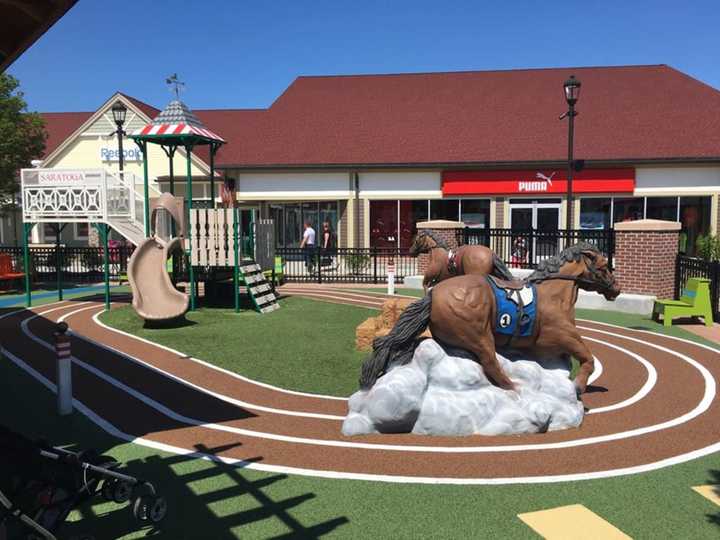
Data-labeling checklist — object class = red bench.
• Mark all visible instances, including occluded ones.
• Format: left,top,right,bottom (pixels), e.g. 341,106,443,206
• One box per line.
0,254,25,287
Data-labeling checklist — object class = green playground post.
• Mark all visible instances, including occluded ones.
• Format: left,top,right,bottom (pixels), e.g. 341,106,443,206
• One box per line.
94,223,111,311
233,206,240,313
185,145,195,311
141,141,150,237
23,223,34,307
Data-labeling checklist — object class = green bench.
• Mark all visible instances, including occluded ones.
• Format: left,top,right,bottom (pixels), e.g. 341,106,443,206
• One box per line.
652,277,714,327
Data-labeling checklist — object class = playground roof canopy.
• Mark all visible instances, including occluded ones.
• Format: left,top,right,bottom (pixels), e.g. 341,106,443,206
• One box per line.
131,99,225,147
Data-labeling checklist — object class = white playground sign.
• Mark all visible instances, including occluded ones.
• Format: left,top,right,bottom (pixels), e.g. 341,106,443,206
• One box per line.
38,171,86,184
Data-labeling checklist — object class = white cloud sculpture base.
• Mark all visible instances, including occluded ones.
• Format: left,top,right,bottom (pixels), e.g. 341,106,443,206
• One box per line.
342,339,584,437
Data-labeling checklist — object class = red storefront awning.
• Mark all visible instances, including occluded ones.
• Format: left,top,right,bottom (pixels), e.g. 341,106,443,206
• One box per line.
442,168,635,196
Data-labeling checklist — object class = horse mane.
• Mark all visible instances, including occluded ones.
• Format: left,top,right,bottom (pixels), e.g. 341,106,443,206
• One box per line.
418,229,449,250
527,241,600,283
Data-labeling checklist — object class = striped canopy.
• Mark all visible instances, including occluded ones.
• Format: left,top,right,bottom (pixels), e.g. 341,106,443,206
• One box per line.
131,99,225,145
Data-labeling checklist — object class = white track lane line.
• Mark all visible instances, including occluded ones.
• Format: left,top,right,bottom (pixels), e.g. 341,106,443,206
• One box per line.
587,356,603,385
90,306,348,402
56,304,345,421
280,291,383,308
84,305,657,418
577,318,720,354
4,342,720,485
280,288,391,301
20,306,716,454
583,336,657,414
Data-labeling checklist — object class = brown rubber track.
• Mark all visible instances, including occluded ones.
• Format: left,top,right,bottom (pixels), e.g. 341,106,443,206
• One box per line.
2,292,719,481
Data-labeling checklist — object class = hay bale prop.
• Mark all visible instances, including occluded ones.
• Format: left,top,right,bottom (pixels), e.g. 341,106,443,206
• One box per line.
355,297,431,351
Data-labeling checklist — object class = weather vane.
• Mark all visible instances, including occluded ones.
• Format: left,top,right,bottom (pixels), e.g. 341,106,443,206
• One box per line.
165,74,185,99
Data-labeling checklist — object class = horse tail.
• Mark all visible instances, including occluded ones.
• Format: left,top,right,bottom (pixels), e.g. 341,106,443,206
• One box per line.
491,253,514,281
359,292,433,390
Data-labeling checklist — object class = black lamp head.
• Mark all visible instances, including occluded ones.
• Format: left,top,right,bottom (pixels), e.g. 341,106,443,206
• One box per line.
564,75,581,106
111,100,127,126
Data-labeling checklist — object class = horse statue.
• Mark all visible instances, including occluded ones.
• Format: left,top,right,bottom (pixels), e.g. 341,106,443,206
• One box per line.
360,242,619,395
409,230,514,290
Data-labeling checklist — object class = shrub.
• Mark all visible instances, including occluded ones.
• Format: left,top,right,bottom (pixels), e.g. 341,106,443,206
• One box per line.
695,234,720,261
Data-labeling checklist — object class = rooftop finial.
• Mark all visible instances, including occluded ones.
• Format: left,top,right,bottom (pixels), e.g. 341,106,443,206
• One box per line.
165,73,185,100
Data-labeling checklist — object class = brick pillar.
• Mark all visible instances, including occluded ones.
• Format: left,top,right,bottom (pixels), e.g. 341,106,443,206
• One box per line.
613,219,680,298
416,220,465,274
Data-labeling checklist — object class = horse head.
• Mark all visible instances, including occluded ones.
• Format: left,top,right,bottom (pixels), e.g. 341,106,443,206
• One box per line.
409,230,446,256
576,245,621,301
529,242,621,301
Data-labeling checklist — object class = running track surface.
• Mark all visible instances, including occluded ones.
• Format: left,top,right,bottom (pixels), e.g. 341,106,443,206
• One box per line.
2,287,719,485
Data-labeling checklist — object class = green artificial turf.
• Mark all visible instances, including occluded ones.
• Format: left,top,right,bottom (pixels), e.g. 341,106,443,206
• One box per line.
2,340,720,539
99,296,375,397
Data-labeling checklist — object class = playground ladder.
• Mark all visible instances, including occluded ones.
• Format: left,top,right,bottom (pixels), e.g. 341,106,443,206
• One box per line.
239,259,280,313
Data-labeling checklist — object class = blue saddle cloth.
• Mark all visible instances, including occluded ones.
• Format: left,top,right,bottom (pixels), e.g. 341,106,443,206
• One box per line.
487,277,537,338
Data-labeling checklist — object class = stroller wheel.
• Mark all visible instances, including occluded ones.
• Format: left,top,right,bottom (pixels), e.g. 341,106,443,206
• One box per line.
101,478,115,501
102,478,132,503
112,480,133,503
133,495,168,523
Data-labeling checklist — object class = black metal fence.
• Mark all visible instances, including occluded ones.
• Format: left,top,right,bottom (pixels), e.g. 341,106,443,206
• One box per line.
675,255,720,319
460,228,615,269
277,247,417,284
0,246,134,284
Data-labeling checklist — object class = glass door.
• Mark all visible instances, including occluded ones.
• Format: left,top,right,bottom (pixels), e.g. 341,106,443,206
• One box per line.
536,206,561,262
509,199,561,267
509,207,533,267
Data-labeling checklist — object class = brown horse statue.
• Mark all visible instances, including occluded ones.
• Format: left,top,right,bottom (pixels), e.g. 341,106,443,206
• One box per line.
360,242,620,395
409,230,514,290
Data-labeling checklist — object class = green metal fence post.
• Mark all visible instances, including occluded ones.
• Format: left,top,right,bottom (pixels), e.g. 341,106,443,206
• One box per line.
23,223,34,307
185,145,195,311
233,207,240,313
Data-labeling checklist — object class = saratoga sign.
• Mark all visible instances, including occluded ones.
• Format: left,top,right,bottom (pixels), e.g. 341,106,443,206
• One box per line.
442,168,635,196
38,171,86,184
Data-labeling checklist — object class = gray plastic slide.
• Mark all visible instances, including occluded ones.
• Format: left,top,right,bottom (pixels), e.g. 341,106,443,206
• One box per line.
127,236,189,321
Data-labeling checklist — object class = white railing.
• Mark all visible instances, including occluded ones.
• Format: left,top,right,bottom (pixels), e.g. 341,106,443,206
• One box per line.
20,168,160,230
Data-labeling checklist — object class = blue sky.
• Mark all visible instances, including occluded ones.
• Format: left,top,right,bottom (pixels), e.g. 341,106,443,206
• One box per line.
8,0,720,112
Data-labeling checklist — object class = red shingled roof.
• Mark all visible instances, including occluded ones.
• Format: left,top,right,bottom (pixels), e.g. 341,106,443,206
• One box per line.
206,64,720,168
38,65,720,169
39,111,92,158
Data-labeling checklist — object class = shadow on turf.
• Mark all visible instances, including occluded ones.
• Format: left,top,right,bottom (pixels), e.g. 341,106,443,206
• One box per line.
60,440,350,539
0,330,350,539
705,470,720,527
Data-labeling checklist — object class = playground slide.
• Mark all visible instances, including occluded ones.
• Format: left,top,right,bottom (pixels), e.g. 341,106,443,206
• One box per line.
127,237,189,321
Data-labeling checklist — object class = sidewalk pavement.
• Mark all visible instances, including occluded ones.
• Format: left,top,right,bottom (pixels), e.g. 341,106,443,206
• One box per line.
680,321,720,345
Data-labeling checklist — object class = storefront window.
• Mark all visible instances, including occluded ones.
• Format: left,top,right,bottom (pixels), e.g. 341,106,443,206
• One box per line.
399,200,429,249
370,200,398,249
43,224,57,241
270,204,285,246
284,204,301,247
319,201,338,238
679,196,711,256
430,199,460,221
645,197,679,221
613,197,644,224
580,198,611,230
460,199,490,228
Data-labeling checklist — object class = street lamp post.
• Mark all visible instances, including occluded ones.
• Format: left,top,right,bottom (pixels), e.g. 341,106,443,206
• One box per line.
560,75,581,230
111,101,127,174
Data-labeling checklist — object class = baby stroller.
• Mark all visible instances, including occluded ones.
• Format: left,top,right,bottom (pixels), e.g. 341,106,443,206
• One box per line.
0,425,167,540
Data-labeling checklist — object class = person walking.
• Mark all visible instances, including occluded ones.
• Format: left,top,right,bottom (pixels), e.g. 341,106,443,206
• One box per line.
300,220,316,273
320,221,336,268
